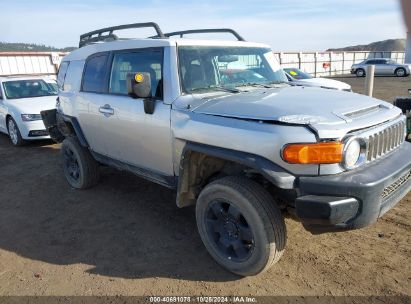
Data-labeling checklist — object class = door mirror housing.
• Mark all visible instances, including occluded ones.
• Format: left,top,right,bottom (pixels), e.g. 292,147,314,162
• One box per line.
127,72,155,114
127,72,152,98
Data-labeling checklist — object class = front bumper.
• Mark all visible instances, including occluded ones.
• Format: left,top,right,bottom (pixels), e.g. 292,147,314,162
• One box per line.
19,120,50,140
295,142,411,233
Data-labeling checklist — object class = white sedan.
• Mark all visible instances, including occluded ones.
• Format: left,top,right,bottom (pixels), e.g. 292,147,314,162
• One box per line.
283,68,352,92
0,76,57,146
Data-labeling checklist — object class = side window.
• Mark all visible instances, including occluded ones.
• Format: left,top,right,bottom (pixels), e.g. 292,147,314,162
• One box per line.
57,61,69,91
109,48,163,99
366,60,376,65
82,53,109,93
0,85,3,100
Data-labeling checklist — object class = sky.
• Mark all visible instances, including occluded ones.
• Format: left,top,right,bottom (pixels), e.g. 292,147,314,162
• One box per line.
0,0,407,51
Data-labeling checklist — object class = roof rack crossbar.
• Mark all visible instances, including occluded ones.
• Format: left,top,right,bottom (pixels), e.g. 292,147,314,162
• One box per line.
163,28,245,41
79,22,166,47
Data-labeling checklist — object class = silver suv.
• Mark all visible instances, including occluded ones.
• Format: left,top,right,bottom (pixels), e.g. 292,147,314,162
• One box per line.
42,23,411,276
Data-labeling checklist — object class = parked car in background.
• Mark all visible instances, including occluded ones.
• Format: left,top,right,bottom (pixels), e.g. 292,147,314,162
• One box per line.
0,76,56,145
283,68,352,91
351,58,410,77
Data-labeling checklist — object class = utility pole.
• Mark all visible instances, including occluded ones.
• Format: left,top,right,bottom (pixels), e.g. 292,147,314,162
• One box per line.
401,0,411,63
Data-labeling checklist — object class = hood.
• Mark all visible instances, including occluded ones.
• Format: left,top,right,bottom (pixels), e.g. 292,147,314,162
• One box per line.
6,96,57,114
293,77,351,90
190,86,402,138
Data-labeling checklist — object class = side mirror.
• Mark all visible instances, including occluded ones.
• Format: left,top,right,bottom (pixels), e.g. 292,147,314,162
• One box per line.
127,72,155,114
408,89,411,94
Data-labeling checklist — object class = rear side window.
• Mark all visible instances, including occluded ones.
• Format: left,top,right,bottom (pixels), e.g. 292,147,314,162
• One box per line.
57,61,70,90
82,53,109,93
109,48,163,98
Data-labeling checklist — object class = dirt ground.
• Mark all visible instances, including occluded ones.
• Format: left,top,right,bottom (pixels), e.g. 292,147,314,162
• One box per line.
0,77,410,297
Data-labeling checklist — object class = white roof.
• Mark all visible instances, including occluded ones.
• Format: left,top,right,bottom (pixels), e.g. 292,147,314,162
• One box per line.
63,38,271,61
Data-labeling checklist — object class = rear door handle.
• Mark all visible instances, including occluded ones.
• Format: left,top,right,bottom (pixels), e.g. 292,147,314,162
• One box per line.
99,104,114,116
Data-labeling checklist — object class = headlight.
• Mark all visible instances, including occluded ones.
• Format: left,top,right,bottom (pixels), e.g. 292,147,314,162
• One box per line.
21,114,42,121
342,137,366,169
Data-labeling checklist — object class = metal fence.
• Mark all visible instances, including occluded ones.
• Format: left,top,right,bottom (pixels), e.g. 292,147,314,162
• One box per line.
274,51,406,77
0,50,406,78
0,52,66,77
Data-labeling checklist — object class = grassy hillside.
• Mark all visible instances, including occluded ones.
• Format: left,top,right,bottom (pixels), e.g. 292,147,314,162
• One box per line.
0,42,76,52
327,39,405,52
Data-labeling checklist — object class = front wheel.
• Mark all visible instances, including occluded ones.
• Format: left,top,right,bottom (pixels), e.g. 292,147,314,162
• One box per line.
7,117,25,146
196,176,286,276
356,69,365,77
61,136,100,189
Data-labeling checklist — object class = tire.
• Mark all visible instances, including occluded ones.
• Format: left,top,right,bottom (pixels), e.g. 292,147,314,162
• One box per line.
61,136,100,189
196,176,286,276
395,68,406,77
7,117,25,146
356,69,365,77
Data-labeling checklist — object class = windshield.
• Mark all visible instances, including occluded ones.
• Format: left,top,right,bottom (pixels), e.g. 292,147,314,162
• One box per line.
45,81,58,94
283,68,313,80
178,46,288,93
3,79,57,99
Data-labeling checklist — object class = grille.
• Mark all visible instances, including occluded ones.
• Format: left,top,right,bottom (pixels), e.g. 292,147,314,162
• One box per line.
366,120,406,162
381,171,411,199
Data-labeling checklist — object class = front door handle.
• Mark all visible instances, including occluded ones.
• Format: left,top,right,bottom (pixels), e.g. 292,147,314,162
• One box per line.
99,104,114,117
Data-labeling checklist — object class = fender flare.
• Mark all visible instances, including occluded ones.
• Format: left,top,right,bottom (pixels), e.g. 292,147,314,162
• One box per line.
176,141,296,207
59,114,89,147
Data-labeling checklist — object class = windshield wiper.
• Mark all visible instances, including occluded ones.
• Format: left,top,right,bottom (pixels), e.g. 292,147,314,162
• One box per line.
189,85,240,94
265,81,291,86
235,82,272,88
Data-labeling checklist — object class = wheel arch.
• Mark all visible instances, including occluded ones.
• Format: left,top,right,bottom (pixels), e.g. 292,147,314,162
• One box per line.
5,113,16,130
57,114,89,147
176,142,296,208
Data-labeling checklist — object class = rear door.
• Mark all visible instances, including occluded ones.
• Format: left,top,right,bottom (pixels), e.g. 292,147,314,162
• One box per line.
375,59,392,75
76,52,112,155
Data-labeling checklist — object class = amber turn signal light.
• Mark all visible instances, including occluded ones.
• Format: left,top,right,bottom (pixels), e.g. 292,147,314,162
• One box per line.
282,142,343,164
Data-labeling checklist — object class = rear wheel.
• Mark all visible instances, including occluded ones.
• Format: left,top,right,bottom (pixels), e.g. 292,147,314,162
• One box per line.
61,136,100,189
356,69,365,77
395,68,406,77
7,117,25,146
196,176,286,276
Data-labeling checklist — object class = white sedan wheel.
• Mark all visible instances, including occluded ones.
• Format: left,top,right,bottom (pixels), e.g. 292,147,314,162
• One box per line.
7,118,24,146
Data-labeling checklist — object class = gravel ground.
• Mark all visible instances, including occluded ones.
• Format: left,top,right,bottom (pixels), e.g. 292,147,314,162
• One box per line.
0,76,410,298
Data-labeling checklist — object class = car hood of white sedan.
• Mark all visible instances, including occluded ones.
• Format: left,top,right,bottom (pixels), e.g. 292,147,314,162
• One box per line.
6,95,57,114
292,77,351,90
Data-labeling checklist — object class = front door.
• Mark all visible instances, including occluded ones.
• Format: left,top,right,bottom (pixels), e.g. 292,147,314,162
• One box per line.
82,47,174,177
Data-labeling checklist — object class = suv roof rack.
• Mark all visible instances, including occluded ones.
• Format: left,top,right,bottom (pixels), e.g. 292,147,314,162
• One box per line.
79,22,166,47
163,28,245,41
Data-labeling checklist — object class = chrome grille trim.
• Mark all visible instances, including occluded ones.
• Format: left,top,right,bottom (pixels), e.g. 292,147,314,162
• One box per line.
349,116,407,163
